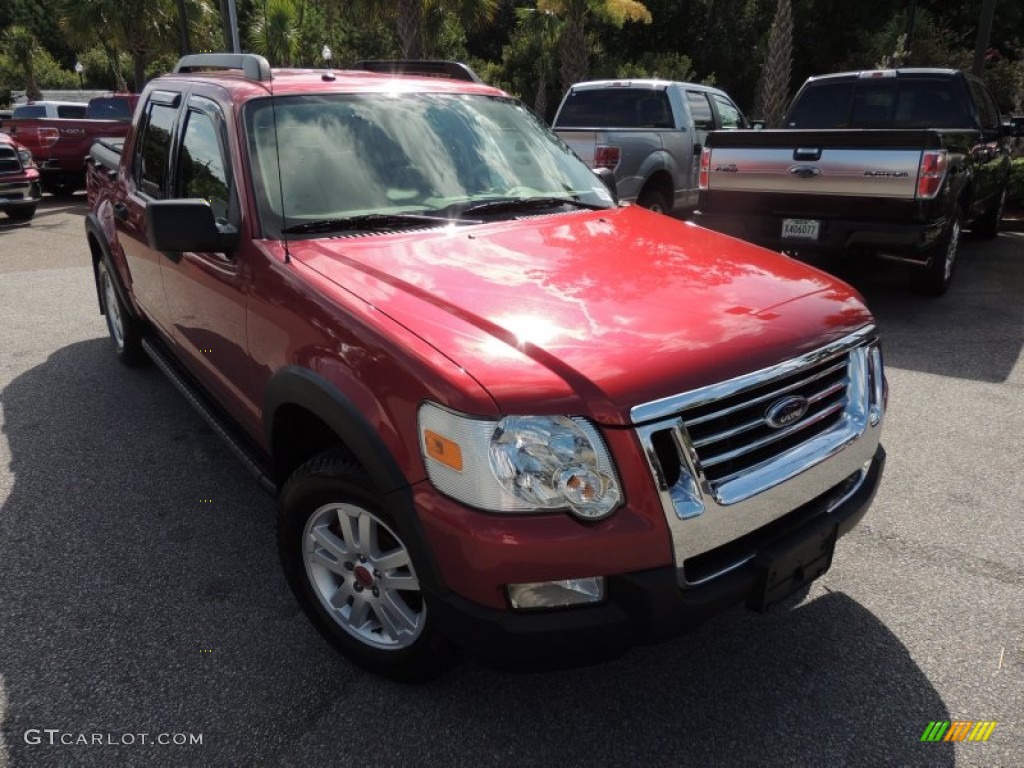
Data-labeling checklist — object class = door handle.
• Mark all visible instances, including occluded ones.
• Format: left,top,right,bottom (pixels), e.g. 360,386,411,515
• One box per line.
113,203,128,221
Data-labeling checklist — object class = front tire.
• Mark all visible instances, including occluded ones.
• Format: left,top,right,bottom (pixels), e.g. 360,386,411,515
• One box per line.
912,209,961,296
278,451,454,680
97,259,146,366
4,205,36,221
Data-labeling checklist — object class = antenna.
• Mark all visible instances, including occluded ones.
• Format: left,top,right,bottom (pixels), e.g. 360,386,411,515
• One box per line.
321,46,335,82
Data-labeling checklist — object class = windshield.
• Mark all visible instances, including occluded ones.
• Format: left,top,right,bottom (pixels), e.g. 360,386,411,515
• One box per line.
245,93,614,236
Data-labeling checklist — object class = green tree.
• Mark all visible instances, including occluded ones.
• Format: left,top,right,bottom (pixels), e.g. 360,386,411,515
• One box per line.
537,0,652,93
755,0,792,126
343,0,498,59
58,0,129,91
3,25,43,100
513,7,561,117
249,0,299,66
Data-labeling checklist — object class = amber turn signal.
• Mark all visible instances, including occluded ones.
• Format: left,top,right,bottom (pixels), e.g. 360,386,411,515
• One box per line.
424,430,463,471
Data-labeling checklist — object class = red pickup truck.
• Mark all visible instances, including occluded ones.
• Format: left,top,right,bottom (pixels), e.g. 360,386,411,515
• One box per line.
3,94,137,195
0,132,42,220
85,54,886,679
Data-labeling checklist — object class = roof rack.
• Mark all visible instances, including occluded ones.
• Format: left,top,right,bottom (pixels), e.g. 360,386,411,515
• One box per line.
173,53,273,83
351,60,482,83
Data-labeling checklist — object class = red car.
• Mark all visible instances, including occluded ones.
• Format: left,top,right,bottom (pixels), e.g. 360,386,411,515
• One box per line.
85,55,886,679
0,132,41,221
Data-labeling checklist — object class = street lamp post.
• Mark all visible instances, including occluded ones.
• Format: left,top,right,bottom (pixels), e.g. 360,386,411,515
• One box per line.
74,61,84,89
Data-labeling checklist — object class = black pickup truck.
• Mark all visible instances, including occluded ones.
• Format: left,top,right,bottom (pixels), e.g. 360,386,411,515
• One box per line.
695,69,1011,295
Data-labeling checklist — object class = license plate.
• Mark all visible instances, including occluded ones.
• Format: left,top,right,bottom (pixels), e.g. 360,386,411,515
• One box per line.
782,218,820,240
748,521,837,612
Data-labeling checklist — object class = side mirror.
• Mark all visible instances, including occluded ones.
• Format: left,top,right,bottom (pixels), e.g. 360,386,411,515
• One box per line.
146,199,239,257
750,120,766,131
593,167,618,203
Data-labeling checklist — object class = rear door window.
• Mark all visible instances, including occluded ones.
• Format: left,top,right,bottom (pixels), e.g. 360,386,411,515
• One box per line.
56,104,87,118
967,80,999,130
711,93,745,128
686,91,714,131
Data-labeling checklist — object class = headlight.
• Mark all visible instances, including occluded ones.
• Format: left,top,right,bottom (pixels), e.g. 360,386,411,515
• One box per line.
418,403,622,521
17,149,36,169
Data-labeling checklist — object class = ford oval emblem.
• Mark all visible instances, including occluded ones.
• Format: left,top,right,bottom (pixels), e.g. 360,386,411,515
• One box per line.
765,396,809,429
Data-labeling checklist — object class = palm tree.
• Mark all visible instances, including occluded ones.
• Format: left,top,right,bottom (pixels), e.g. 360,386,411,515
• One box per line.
249,0,299,66
58,0,175,91
516,7,562,117
344,0,498,59
4,26,43,101
538,0,652,93
176,0,192,56
754,0,792,127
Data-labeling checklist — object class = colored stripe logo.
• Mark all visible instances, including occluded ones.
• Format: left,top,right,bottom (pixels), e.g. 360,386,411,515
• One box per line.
920,721,997,742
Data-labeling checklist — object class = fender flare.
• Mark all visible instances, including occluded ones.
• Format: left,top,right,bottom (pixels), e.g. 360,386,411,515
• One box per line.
264,366,447,595
263,366,408,494
84,212,135,317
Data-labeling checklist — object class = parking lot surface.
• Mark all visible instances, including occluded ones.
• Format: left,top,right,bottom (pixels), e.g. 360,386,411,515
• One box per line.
1,195,1021,767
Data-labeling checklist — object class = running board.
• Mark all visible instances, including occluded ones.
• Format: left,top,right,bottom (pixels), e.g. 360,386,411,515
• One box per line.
142,338,277,495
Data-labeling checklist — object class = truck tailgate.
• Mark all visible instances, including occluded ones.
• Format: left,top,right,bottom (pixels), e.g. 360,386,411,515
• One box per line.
703,129,942,200
555,129,599,166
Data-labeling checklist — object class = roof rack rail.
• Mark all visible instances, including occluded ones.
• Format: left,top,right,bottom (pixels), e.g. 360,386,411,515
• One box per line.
173,53,273,83
351,60,482,84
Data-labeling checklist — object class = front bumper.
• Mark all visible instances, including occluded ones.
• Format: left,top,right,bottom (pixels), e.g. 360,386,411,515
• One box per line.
0,176,42,208
429,445,885,663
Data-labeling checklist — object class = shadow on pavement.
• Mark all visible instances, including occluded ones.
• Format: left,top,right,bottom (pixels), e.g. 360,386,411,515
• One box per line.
797,232,1024,384
1,340,953,767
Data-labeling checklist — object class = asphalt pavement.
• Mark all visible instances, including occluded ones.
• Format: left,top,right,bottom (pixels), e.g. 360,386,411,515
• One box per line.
0,195,1021,767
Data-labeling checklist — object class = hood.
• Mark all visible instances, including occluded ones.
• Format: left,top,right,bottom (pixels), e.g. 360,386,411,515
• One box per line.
289,206,872,425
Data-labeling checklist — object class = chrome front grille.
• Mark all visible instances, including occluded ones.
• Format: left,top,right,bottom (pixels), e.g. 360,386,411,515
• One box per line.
631,325,885,587
682,352,850,487
0,148,21,175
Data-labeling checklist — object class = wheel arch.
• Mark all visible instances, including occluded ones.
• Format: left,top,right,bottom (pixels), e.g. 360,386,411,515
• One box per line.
264,366,410,494
85,212,137,318
267,367,448,598
638,169,675,207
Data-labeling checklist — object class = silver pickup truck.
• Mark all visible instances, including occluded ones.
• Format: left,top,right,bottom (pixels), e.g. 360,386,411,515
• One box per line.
552,79,749,215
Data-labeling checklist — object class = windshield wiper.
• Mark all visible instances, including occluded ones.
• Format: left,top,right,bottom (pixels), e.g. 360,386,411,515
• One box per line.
281,212,469,235
459,197,609,215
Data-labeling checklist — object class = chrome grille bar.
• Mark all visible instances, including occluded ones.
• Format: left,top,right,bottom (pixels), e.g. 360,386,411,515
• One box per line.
698,400,846,469
683,359,847,427
692,376,849,449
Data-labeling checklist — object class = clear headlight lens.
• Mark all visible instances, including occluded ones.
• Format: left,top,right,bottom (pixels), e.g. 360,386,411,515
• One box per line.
418,404,622,521
489,415,620,518
17,149,36,169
